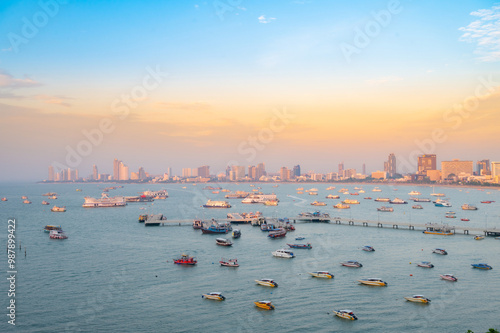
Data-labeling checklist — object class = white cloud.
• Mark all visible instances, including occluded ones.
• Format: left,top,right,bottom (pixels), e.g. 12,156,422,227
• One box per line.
0,71,40,88
365,76,403,85
258,15,276,24
459,5,500,62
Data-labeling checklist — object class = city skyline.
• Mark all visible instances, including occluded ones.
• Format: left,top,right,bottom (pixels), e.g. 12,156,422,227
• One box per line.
1,1,500,181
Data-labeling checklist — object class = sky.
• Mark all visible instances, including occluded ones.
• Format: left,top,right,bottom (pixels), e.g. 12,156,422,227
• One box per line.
0,0,499,181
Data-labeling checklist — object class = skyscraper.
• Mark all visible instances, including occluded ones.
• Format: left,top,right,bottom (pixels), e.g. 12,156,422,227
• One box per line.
138,167,146,180
232,165,245,180
338,162,344,174
119,162,129,180
197,165,210,178
293,165,301,178
92,164,98,180
280,167,289,181
256,163,266,180
417,154,437,174
385,153,396,177
48,165,54,181
182,168,191,178
441,159,473,179
477,159,490,175
248,166,256,180
362,163,366,176
491,162,500,183
113,159,120,180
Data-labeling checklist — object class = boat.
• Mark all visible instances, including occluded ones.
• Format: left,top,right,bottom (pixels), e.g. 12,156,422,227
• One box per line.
295,236,305,240
404,295,430,303
364,197,372,200
225,191,250,199
48,195,57,200
432,248,448,255
232,229,241,238
374,197,390,202
215,238,233,246
41,200,49,205
296,187,304,191
308,271,334,278
341,260,363,268
350,192,359,196
287,243,312,249
272,249,295,258
462,204,478,210
357,278,387,286
82,193,126,208
480,200,495,204
461,218,470,221
42,192,57,196
268,229,287,239
219,258,239,267
423,226,453,236
333,310,357,320
440,274,458,281
1,197,7,201
445,215,456,218
297,211,330,221
255,279,278,287
21,195,28,199
49,229,68,239
412,204,423,209
260,223,278,231
473,235,484,240
414,198,431,202
430,187,445,197
377,206,393,212
359,190,365,193
342,199,360,204
264,199,278,206
51,206,66,212
242,194,278,204
202,292,225,301
297,191,304,194
362,246,375,252
212,190,219,194
326,194,340,199
254,301,274,310
471,263,492,270
308,192,318,196
173,254,197,265
417,262,434,268
227,212,264,224
333,203,350,209
124,195,154,203
23,200,31,204
203,200,231,208
141,190,168,199
144,214,167,226
192,220,203,229
389,198,408,204
44,225,62,232
201,220,231,234
408,191,421,195
372,187,382,192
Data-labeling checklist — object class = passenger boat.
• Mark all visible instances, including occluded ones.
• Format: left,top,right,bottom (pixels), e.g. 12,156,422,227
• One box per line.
424,226,453,236
374,197,390,202
192,220,203,229
390,198,407,204
201,220,231,234
242,194,278,204
287,243,312,249
417,262,434,268
342,199,360,204
377,206,393,212
432,248,448,255
272,249,295,258
268,229,287,238
471,263,492,270
295,236,305,240
309,271,334,278
461,218,470,221
408,191,421,195
404,295,430,303
326,194,340,199
434,200,452,207
311,201,326,206
254,301,274,310
216,238,233,246
372,187,382,192
440,274,458,281
203,200,231,208
219,258,239,267
412,204,423,209
23,200,31,204
358,278,387,286
414,198,431,202
333,310,357,320
173,254,197,265
480,201,494,204
333,203,350,209
264,199,278,206
362,246,375,252
232,229,241,238
461,204,478,210
1,197,7,201
255,279,278,287
51,206,66,212
326,186,335,190
44,225,62,232
473,235,484,240
49,229,68,239
224,191,250,199
202,292,225,301
41,200,49,205
82,193,126,208
341,260,362,268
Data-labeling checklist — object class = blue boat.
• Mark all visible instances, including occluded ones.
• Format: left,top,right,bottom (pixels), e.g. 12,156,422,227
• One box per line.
295,237,305,240
287,243,312,249
201,220,232,234
362,246,375,252
471,263,492,270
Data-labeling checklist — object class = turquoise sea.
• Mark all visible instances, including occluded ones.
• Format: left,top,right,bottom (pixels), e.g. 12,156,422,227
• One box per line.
1,182,499,332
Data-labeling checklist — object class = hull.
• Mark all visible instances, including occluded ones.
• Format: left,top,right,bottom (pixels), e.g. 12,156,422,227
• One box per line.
309,272,333,279
358,280,387,286
423,231,454,235
405,297,430,303
255,280,278,287
202,294,225,301
254,302,274,310
333,311,357,320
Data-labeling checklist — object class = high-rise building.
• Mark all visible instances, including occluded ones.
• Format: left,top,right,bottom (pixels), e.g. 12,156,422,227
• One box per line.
197,165,210,178
256,163,266,180
385,153,396,177
338,162,344,174
362,163,366,176
441,159,473,179
119,162,129,180
182,168,191,178
92,164,98,180
343,169,356,179
248,166,256,180
280,167,289,181
48,165,54,181
232,165,245,180
477,159,490,175
293,165,301,177
113,159,121,180
166,167,172,178
138,167,146,180
418,154,437,174
491,162,500,183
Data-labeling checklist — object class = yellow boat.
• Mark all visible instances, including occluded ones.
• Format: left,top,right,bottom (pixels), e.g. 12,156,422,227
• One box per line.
202,292,225,301
308,271,334,279
254,301,274,310
255,279,278,287
474,235,484,240
357,278,388,286
333,309,357,320
311,201,326,206
404,295,431,303
333,203,350,209
342,199,360,204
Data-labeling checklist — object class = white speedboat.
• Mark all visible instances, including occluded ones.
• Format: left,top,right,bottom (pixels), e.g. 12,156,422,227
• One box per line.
417,262,434,268
308,271,334,279
341,260,362,268
272,249,295,258
333,309,357,320
440,274,458,281
255,279,278,287
202,292,225,301
357,278,387,286
404,295,430,303
362,246,375,252
432,248,448,255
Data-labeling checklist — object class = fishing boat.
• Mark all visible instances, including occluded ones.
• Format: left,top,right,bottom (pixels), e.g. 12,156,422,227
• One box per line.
202,292,225,301
412,204,423,209
219,258,239,267
364,197,372,200
44,225,62,232
1,197,7,201
434,200,451,207
268,229,287,238
333,310,357,320
408,191,421,196
201,220,231,234
255,279,278,287
203,200,231,208
23,200,31,204
374,197,390,202
445,215,456,218
264,199,278,206
471,263,492,270
232,229,241,238
404,295,431,303
389,198,407,204
362,246,375,252
473,235,484,240
377,206,393,212
49,229,68,239
423,226,453,236
41,200,49,205
333,203,350,209
357,278,387,286
311,201,326,206
461,218,470,221
215,238,233,246
414,198,431,202
173,254,197,265
51,206,66,212
326,194,340,199
295,236,305,240
272,249,295,258
287,243,312,249
480,201,494,204
342,199,360,204
341,260,363,268
309,271,334,279
254,301,274,310
461,204,478,210
417,262,434,268
192,220,203,229
432,248,448,255
440,274,458,281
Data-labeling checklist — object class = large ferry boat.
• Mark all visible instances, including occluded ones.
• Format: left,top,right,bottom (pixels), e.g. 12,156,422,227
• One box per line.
242,194,278,204
82,193,126,208
224,191,249,199
203,200,231,208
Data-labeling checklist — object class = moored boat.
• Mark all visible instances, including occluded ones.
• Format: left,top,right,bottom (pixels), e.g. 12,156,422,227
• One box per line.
1,197,7,201
203,200,231,208
264,199,278,206
362,246,375,252
374,197,390,202
461,218,470,221
311,201,326,206
23,200,32,204
192,220,203,229
341,260,363,268
432,248,448,255
41,200,49,205
440,274,457,281
408,191,421,195
287,243,312,249
389,198,407,204
49,229,68,239
462,204,478,210
412,204,423,209
232,229,241,238
377,206,393,212
215,238,233,246
473,235,484,240
255,279,278,287
201,220,232,234
51,206,66,212
424,226,453,236
254,301,274,310
309,271,334,279
173,254,197,265
268,229,287,238
333,309,357,320
417,261,434,268
342,199,360,204
202,292,225,301
44,225,62,232
357,278,387,286
326,194,340,199
404,295,430,303
434,199,452,207
333,203,350,209
219,258,239,267
471,263,492,270
272,249,295,258
82,193,126,208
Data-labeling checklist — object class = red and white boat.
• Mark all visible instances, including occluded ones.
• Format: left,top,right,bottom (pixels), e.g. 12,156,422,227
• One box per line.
219,258,239,267
440,274,457,282
49,230,68,239
173,254,197,265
